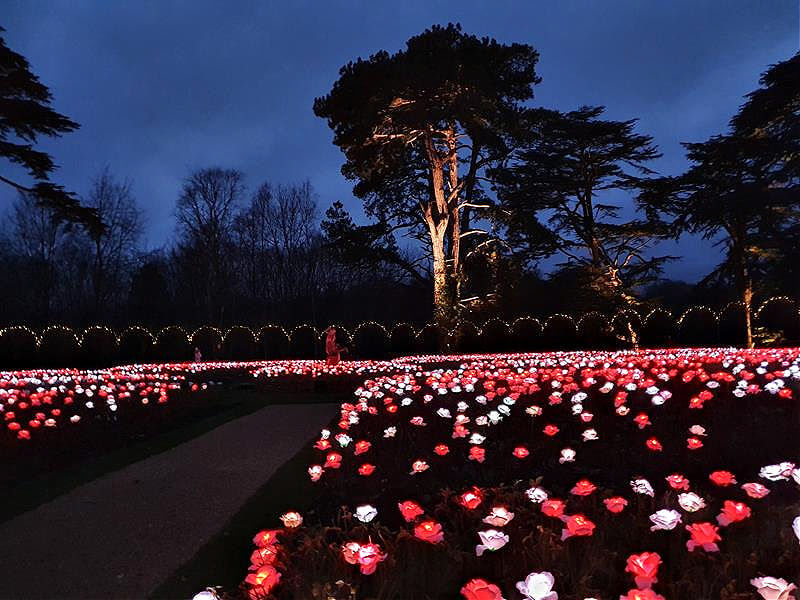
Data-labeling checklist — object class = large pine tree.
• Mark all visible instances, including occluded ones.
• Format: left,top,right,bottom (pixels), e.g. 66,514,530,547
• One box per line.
314,23,540,327
0,26,102,235
641,53,800,347
496,105,671,314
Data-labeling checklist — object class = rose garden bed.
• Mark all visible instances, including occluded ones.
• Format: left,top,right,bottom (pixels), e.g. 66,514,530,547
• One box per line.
201,349,800,600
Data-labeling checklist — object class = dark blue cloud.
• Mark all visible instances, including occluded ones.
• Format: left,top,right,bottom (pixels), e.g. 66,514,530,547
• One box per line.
2,0,797,281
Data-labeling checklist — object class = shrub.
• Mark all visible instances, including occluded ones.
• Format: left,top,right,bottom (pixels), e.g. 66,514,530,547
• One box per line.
224,326,257,360
289,325,318,358
118,327,154,363
677,307,718,347
416,323,444,354
155,326,191,361
718,303,747,346
38,326,80,367
641,309,675,347
191,326,222,360
478,318,510,352
390,323,415,356
0,326,38,369
509,316,541,351
450,321,480,353
352,322,388,358
577,312,613,349
81,326,119,367
258,325,290,359
756,297,800,343
541,314,577,350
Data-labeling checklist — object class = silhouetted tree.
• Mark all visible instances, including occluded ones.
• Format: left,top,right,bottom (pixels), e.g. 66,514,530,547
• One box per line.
0,27,101,234
314,23,540,327
174,167,244,323
84,167,142,318
642,54,800,347
496,106,671,319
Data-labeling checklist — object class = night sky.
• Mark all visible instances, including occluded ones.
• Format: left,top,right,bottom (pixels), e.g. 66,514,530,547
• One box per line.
3,1,798,281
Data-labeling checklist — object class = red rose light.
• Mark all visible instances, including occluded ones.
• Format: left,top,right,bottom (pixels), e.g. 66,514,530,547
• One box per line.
398,500,424,522
620,589,665,600
460,578,503,600
543,424,559,436
358,463,375,476
570,479,597,496
687,437,703,450
716,500,751,526
250,545,278,568
354,440,371,455
665,474,689,490
244,565,281,595
645,437,662,451
686,522,721,552
252,529,280,548
324,452,342,469
561,514,596,540
541,499,565,518
512,445,529,458
459,486,484,510
469,446,486,463
709,470,736,486
434,443,449,456
414,520,444,544
625,551,661,588
604,496,628,513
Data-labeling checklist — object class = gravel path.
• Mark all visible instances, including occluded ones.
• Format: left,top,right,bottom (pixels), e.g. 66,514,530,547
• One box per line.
0,403,336,600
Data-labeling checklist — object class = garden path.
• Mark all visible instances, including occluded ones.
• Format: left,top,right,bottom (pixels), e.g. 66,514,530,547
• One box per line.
0,402,336,599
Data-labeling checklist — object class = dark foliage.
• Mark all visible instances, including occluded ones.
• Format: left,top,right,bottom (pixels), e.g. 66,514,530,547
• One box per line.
224,326,257,361
289,325,319,359
352,323,389,359
192,326,223,361
38,327,79,367
541,314,577,350
156,326,191,362
80,326,118,368
389,324,416,356
258,326,290,360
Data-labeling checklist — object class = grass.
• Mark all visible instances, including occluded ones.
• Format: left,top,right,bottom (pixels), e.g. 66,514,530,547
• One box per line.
1,381,345,524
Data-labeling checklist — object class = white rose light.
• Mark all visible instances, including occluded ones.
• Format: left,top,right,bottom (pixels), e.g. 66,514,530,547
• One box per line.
516,571,558,600
649,509,682,531
678,492,706,512
354,504,378,523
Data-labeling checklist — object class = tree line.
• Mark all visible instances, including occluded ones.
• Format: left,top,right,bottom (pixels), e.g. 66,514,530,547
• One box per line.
1,24,798,347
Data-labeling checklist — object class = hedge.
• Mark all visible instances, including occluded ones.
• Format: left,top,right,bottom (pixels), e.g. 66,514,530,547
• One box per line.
2,297,798,369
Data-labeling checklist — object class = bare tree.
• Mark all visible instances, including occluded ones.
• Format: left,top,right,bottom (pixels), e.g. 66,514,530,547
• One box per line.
175,167,244,323
233,181,323,321
84,167,143,319
7,191,68,321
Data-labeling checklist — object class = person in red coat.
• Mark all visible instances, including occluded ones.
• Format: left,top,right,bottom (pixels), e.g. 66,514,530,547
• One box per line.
325,327,348,365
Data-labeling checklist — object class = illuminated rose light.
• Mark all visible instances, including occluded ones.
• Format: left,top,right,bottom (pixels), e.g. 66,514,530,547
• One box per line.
516,571,558,600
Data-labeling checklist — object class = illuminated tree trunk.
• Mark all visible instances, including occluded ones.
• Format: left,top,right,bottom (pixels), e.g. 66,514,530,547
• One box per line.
743,277,754,349
732,227,754,349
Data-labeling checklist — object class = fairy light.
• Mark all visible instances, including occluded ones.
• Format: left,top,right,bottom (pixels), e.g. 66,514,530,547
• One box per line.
676,306,718,328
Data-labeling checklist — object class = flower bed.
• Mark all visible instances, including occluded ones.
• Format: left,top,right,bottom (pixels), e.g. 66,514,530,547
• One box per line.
0,358,412,446
0,359,413,489
216,348,800,599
